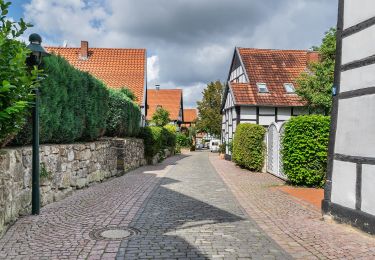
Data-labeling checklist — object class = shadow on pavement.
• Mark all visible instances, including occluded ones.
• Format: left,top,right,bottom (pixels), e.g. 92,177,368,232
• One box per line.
117,157,246,259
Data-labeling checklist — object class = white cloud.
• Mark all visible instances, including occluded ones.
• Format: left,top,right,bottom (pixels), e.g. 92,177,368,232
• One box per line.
22,0,338,108
147,55,160,83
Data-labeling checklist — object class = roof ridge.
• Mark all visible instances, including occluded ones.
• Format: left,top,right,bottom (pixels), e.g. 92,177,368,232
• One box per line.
237,47,317,53
46,46,146,51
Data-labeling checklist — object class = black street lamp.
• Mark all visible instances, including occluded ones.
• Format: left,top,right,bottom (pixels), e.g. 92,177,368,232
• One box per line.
26,33,49,215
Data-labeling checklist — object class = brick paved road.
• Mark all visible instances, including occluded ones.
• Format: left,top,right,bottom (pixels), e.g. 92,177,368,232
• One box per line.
210,153,375,260
0,152,290,259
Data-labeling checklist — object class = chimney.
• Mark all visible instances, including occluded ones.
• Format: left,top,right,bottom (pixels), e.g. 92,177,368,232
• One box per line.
306,51,320,65
155,84,160,90
80,41,89,60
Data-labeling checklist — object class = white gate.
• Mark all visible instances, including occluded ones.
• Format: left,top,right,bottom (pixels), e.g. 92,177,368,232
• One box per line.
266,122,287,180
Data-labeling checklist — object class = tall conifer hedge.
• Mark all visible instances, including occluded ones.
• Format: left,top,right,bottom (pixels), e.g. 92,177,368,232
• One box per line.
13,55,140,145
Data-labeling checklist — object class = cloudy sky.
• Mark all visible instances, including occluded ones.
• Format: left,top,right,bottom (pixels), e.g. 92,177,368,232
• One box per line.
10,0,338,108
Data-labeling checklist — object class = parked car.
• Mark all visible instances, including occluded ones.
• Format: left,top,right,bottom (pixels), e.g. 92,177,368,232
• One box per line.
210,140,220,152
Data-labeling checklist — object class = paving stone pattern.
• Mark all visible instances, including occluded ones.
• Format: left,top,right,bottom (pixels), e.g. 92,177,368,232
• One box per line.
117,151,289,259
0,152,290,259
210,154,375,260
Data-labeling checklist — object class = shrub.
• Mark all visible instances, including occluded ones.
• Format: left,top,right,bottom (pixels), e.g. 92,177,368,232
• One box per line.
232,124,266,171
139,126,163,159
13,55,109,145
139,126,177,161
162,125,176,148
106,88,141,137
281,115,330,187
0,2,38,148
176,133,191,147
219,142,226,154
118,87,136,101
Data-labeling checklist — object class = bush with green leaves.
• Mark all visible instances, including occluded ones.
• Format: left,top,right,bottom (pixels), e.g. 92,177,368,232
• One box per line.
13,55,109,144
0,1,39,148
281,115,330,187
139,126,176,161
139,126,162,160
232,124,266,171
106,88,141,137
176,132,191,147
152,107,170,126
162,125,176,148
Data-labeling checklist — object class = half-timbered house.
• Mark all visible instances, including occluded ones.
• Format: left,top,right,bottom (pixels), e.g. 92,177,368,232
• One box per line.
221,47,319,155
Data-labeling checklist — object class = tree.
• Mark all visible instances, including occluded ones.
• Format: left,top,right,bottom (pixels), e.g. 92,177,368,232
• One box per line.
152,107,170,126
296,28,336,115
196,81,223,136
0,0,39,147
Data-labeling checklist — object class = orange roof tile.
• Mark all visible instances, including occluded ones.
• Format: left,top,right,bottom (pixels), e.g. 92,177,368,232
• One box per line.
147,89,183,121
46,46,146,105
229,48,319,107
183,109,198,123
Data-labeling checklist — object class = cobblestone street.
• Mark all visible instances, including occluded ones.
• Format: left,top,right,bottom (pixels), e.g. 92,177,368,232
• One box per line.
0,151,374,259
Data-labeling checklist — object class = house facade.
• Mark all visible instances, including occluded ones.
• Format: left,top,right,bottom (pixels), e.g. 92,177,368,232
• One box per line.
146,88,184,126
46,41,147,124
323,0,375,234
221,47,319,155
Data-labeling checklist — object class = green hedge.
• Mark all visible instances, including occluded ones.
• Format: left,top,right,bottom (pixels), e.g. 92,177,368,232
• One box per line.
176,133,191,147
232,123,266,172
13,55,109,144
139,126,176,160
281,115,330,187
106,88,141,137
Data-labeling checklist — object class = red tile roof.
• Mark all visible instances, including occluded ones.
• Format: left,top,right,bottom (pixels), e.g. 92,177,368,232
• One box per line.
46,46,146,105
183,109,198,123
147,89,183,121
229,48,319,107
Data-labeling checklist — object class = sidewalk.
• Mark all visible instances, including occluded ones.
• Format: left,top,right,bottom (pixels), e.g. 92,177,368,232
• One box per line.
209,154,375,259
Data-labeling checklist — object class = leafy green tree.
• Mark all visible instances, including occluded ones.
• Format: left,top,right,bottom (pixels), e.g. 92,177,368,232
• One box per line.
0,0,39,147
196,81,223,136
152,107,170,126
296,28,336,115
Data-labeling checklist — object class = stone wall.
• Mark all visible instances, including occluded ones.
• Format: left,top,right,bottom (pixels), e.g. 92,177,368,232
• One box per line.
0,138,146,236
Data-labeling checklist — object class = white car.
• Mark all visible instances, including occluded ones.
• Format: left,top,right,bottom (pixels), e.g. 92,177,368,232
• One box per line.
210,140,220,152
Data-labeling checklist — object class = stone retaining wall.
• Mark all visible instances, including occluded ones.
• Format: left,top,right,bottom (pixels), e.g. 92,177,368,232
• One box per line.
0,138,147,236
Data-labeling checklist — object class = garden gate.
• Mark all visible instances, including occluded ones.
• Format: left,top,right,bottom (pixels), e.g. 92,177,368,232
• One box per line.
266,122,287,180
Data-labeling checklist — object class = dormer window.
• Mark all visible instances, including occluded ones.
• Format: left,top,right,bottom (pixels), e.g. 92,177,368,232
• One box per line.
284,83,296,93
257,83,269,93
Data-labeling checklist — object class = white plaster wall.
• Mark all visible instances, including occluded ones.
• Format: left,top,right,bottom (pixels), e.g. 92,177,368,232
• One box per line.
342,25,375,64
240,107,257,120
344,0,375,29
361,165,375,215
331,160,357,209
225,92,234,109
259,107,275,115
232,107,237,120
341,63,375,92
259,115,275,126
277,107,292,121
335,95,375,157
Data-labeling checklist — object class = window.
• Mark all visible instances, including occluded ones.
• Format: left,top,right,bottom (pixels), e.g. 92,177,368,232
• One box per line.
257,83,269,93
284,83,296,93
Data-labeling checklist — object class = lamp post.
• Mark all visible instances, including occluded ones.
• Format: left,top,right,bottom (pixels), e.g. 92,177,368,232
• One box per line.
26,33,49,215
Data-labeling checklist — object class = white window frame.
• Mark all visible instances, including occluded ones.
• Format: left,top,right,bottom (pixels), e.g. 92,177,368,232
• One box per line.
284,83,296,93
256,83,269,93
